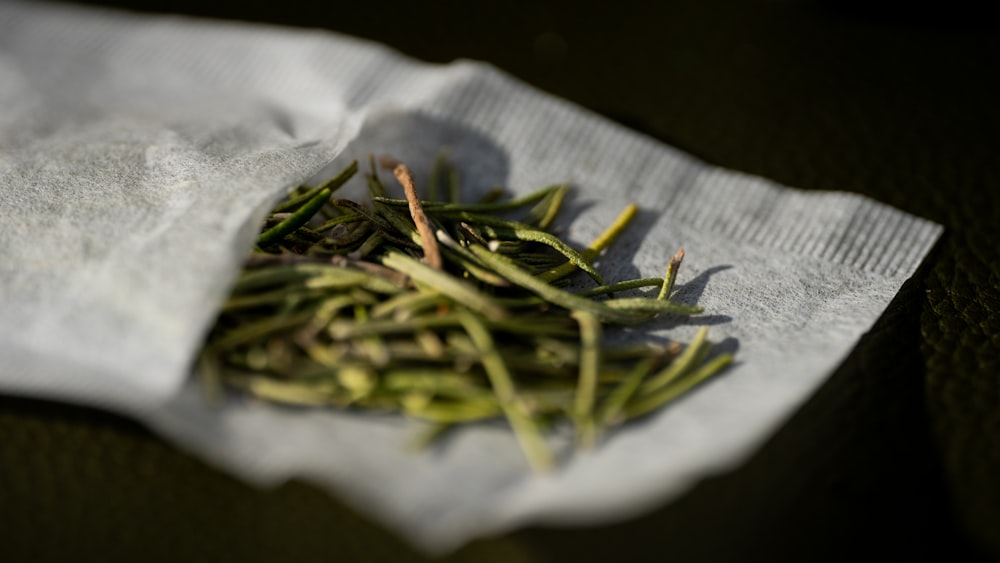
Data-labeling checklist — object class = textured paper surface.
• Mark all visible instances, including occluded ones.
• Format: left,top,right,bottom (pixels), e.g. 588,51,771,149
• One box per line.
0,2,942,553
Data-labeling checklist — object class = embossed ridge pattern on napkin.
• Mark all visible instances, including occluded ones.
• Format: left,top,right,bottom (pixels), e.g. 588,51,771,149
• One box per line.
0,2,942,553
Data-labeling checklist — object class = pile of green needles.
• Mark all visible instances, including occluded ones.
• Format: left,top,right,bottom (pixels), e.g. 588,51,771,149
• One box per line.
198,154,732,472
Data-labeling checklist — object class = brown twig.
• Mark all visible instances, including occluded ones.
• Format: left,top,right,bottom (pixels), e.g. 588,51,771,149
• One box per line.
379,156,443,270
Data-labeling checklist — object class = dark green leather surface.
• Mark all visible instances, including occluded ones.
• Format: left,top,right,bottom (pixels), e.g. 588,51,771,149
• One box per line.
3,1,997,561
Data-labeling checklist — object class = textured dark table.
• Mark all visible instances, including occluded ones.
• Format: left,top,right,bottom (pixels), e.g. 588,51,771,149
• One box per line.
3,1,998,561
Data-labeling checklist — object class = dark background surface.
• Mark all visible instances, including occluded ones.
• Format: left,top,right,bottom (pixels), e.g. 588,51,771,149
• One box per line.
2,1,998,561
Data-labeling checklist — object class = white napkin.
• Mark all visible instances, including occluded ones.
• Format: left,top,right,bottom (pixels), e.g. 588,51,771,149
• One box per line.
0,1,943,553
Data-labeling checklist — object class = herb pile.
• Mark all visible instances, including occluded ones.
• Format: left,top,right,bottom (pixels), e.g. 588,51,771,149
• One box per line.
198,154,731,471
